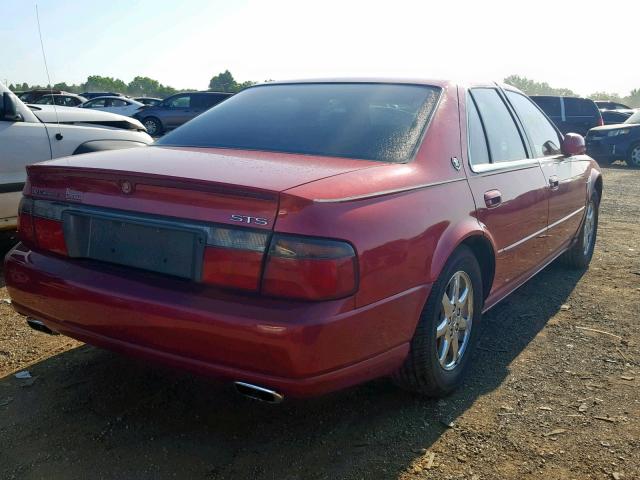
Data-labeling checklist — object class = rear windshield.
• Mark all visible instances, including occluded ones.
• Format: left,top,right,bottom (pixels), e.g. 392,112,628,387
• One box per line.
156,83,441,162
564,97,599,116
625,111,640,124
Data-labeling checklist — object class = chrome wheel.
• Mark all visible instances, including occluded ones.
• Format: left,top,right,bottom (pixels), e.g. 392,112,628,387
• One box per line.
630,145,640,167
583,200,595,256
436,271,473,371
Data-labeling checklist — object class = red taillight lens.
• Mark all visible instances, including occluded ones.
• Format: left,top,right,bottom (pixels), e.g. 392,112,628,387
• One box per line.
262,234,357,300
33,217,67,255
597,116,604,126
201,227,269,291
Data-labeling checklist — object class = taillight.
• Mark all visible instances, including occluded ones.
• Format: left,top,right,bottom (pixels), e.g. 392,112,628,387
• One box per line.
262,234,357,300
17,197,67,255
597,115,604,126
17,197,36,244
201,227,270,291
33,217,67,255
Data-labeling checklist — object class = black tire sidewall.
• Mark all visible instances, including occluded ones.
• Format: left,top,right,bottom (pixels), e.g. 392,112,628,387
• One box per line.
628,143,640,168
412,246,483,394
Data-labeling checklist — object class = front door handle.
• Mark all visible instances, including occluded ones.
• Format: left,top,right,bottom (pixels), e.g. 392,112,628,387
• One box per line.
484,189,502,208
549,176,559,190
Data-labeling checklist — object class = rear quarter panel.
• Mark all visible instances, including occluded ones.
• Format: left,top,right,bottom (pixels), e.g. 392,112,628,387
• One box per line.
280,83,482,309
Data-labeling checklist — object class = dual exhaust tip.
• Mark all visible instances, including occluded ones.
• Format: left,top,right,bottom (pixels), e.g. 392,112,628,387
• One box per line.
26,318,284,404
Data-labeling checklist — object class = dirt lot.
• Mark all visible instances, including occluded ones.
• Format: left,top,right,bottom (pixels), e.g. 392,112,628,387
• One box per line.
1,164,639,480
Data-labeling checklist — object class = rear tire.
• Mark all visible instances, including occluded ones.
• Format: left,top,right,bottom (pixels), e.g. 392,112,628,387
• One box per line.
628,143,640,168
142,117,163,137
561,190,599,269
393,246,483,397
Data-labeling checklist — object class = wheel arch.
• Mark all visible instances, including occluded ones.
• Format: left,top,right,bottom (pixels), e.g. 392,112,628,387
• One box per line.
428,219,497,302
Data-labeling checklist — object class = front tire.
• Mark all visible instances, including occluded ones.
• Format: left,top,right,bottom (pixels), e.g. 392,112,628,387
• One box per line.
561,190,599,269
393,246,483,397
628,143,640,168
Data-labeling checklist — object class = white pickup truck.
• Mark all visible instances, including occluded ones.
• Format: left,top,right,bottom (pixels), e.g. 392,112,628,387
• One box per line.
0,82,153,231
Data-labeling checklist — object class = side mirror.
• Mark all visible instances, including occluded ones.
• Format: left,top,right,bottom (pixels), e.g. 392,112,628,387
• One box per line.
1,92,20,121
561,133,586,156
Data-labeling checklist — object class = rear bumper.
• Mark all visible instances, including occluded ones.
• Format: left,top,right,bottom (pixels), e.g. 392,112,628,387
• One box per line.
4,244,429,397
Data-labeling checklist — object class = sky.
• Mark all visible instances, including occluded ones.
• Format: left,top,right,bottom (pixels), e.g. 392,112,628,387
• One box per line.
1,0,638,96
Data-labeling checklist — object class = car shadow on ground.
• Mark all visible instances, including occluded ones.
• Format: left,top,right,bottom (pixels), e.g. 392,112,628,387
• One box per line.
0,253,585,479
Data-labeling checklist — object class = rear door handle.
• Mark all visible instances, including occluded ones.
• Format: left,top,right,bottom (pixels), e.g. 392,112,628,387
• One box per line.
549,176,559,189
484,189,502,208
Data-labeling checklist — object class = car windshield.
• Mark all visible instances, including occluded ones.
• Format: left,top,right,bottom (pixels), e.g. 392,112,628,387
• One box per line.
156,83,441,162
624,111,640,124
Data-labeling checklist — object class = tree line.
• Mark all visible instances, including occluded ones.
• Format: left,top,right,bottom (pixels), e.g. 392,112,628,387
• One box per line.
7,70,256,99
504,75,640,107
8,71,639,107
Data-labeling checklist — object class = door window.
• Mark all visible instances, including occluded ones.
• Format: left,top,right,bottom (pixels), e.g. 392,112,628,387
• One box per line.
108,98,128,107
166,95,190,108
470,89,527,163
467,97,490,166
84,99,106,108
506,91,562,157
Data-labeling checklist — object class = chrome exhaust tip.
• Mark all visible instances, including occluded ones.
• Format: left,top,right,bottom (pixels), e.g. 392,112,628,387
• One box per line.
26,318,58,335
233,381,284,404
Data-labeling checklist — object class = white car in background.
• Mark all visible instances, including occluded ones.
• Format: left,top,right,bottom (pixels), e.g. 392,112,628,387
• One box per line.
0,83,152,232
79,96,144,117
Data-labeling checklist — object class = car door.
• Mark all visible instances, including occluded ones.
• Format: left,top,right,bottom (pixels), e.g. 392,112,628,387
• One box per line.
504,90,587,257
82,98,106,110
463,87,549,300
106,98,133,116
504,92,591,257
162,94,192,128
0,99,51,225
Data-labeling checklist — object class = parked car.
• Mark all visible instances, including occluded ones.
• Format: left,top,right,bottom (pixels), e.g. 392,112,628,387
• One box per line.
18,89,64,104
134,97,162,106
586,110,640,167
4,80,602,402
133,91,233,136
34,93,87,107
80,92,125,100
0,82,152,232
80,96,144,117
530,95,604,136
594,100,635,115
601,109,632,125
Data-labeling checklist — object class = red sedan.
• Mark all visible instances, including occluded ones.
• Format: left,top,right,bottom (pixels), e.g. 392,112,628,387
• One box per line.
4,80,602,402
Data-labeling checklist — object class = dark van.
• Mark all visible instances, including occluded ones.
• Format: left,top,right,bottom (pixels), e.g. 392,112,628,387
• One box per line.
134,91,233,136
530,96,603,136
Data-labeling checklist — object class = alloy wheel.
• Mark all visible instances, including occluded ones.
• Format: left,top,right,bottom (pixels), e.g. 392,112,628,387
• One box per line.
436,271,473,371
583,200,596,256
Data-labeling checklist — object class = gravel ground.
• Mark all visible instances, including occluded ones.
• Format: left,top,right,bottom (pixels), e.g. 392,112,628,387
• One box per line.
1,164,638,480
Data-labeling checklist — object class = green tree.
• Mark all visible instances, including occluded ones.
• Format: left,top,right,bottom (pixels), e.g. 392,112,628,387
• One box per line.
588,91,622,102
208,70,256,93
504,75,576,96
624,89,640,108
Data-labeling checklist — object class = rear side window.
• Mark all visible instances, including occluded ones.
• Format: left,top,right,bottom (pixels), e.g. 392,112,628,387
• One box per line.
166,95,191,108
506,91,562,157
156,83,441,163
470,89,527,163
192,94,230,109
467,97,490,166
564,98,599,117
531,96,561,117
